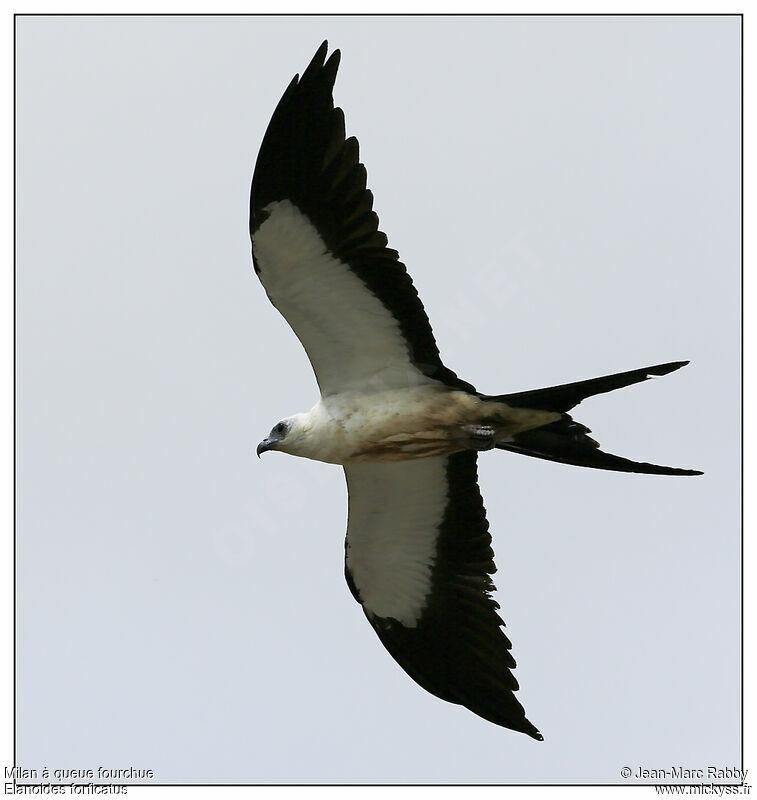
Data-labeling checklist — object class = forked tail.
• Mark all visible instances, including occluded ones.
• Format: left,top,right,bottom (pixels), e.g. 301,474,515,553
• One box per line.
484,361,702,476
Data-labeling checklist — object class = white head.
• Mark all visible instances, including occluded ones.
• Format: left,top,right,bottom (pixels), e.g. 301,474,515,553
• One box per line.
256,413,311,458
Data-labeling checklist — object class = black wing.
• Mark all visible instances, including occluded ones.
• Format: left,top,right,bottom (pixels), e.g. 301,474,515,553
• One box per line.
344,452,542,740
250,41,474,396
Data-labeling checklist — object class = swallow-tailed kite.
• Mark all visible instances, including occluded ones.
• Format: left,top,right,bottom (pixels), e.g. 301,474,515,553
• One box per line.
250,42,701,740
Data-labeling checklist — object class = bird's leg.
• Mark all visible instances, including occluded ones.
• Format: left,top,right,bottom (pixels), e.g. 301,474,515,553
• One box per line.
461,424,498,451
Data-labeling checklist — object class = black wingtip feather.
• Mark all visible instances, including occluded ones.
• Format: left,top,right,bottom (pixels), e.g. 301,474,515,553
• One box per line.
305,40,329,74
518,719,544,741
325,47,341,77
300,41,339,89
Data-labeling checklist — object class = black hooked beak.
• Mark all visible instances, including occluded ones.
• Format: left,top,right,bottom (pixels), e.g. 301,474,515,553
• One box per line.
256,437,277,458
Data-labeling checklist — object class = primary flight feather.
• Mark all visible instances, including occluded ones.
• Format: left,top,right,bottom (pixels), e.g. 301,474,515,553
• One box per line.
249,41,701,740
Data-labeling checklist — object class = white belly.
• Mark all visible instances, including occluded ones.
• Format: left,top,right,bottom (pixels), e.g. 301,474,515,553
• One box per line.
296,386,558,465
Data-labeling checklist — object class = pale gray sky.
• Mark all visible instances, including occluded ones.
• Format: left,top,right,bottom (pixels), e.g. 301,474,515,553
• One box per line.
16,15,740,784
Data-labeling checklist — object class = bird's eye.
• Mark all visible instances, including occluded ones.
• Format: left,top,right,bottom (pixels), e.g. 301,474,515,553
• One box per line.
274,422,287,435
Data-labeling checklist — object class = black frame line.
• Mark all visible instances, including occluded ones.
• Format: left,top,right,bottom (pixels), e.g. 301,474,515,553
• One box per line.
11,10,744,789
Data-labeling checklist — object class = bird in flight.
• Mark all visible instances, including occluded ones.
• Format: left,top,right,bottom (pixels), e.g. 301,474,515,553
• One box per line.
249,42,701,740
